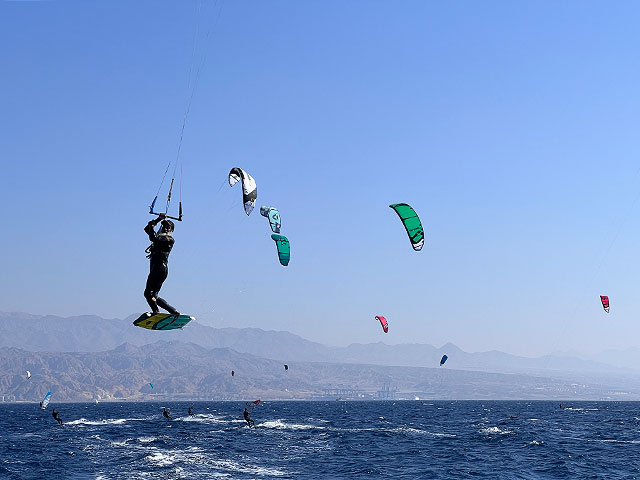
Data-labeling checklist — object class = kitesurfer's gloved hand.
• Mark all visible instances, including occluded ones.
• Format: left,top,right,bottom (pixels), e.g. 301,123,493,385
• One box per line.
150,213,166,226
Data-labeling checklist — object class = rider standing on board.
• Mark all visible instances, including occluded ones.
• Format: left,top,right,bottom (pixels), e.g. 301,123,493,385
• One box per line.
144,214,179,315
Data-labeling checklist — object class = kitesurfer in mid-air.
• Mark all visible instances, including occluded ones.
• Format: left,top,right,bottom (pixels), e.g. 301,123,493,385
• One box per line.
163,407,172,420
243,408,254,428
144,214,179,315
52,409,63,425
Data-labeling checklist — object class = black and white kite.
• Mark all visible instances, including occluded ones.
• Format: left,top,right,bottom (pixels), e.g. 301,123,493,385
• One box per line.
228,168,257,216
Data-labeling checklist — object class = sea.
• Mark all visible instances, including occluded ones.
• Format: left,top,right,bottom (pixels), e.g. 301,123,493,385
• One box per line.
1,401,640,479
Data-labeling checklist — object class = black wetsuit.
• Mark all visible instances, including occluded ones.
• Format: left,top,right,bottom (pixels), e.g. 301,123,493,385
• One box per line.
188,407,194,417
243,408,254,427
144,221,178,314
52,409,63,425
163,408,172,420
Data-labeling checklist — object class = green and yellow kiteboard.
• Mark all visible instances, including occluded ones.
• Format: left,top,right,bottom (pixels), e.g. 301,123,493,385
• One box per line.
133,312,194,331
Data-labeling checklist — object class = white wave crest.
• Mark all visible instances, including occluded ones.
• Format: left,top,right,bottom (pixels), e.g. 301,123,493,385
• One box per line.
525,440,545,446
259,419,323,430
144,449,288,476
145,451,175,467
479,426,512,435
177,414,229,424
66,418,128,426
390,426,456,438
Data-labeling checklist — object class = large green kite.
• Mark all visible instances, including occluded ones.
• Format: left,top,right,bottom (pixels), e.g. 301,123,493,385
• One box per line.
389,203,424,251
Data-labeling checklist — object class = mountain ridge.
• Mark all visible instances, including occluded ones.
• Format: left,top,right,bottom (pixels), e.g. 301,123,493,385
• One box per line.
1,311,637,381
1,341,637,402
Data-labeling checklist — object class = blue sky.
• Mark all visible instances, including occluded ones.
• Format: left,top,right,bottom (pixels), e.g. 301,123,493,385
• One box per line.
2,1,640,356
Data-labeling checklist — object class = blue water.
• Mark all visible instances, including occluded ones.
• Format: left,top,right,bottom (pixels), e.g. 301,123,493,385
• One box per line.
1,401,640,479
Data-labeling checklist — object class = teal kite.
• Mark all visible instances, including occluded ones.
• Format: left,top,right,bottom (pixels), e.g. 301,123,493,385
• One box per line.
271,234,290,266
260,206,281,234
389,203,424,251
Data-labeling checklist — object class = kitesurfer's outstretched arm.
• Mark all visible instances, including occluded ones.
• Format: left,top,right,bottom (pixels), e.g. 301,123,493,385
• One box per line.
145,214,165,242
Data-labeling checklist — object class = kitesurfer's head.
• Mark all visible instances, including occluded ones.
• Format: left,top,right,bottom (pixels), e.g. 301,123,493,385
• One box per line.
160,219,174,234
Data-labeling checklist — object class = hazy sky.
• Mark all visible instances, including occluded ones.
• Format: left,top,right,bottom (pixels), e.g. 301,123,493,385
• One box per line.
2,1,640,356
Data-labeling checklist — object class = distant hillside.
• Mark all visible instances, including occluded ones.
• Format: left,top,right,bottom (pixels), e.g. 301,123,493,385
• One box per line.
0,342,636,402
0,312,331,361
1,312,637,386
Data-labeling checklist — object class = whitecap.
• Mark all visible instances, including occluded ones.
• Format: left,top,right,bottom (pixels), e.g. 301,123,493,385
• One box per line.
177,414,228,424
144,449,288,476
599,439,640,444
479,426,512,435
138,436,157,443
206,459,287,477
145,451,175,467
390,426,456,438
66,418,128,426
109,440,130,447
259,419,323,430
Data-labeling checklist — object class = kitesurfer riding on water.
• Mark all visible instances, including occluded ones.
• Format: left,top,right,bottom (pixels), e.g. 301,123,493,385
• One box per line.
163,407,172,420
52,409,63,425
243,408,254,428
144,214,179,315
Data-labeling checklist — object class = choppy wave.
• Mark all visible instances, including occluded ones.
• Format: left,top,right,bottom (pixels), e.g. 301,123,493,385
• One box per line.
3,401,639,479
389,426,456,438
144,448,288,476
479,426,512,435
176,414,229,424
66,417,129,426
524,440,545,446
259,419,324,430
